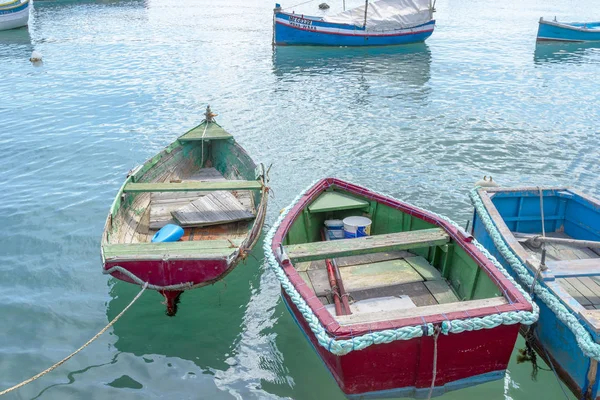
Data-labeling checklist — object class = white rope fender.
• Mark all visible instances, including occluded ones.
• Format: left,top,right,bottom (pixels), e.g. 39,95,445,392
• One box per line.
0,282,148,397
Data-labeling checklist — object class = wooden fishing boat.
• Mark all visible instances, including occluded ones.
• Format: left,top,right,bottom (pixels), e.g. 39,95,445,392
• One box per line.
266,178,537,398
471,186,600,400
101,107,269,315
0,0,29,31
273,0,435,47
0,0,20,9
537,17,600,42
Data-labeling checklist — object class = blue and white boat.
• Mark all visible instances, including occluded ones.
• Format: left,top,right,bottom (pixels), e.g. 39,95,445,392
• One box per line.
471,186,600,400
273,0,435,46
0,0,30,31
538,17,600,42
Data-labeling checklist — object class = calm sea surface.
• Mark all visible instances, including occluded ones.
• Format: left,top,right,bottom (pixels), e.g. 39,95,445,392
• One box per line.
1,0,599,398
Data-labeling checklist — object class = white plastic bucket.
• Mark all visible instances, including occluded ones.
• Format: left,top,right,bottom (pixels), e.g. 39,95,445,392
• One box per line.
325,219,345,240
343,216,372,238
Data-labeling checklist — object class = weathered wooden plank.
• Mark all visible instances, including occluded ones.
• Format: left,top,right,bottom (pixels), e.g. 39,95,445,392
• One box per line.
335,251,413,267
325,296,416,316
307,269,331,296
295,260,326,272
543,258,600,279
338,259,423,292
124,180,262,193
564,278,598,306
103,239,242,259
405,256,443,281
579,310,600,334
172,191,254,227
558,278,592,306
285,228,449,263
424,280,460,304
350,281,438,307
307,191,369,213
334,297,508,326
186,168,226,182
578,277,600,305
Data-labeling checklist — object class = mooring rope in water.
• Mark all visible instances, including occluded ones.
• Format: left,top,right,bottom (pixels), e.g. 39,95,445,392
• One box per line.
0,282,148,397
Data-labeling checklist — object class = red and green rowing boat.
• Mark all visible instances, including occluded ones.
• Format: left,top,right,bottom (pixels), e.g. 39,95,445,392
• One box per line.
266,178,537,398
101,108,268,315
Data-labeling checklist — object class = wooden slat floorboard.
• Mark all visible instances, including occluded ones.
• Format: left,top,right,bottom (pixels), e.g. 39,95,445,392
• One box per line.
172,191,254,227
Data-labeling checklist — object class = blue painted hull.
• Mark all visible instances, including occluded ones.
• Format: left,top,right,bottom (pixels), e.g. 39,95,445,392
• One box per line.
472,187,600,400
537,19,600,42
274,11,435,46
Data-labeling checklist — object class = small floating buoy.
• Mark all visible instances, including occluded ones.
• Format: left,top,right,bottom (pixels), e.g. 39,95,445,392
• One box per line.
475,176,499,188
30,51,42,62
319,2,330,9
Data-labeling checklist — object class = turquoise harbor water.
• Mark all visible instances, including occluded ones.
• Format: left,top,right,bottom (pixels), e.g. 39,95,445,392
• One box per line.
1,0,599,398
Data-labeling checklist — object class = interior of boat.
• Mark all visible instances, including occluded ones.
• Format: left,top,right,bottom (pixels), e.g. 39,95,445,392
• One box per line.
106,123,263,249
282,185,507,325
489,188,600,311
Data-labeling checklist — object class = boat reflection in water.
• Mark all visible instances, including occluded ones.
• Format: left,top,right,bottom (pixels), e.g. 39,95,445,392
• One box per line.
272,43,432,104
534,41,600,64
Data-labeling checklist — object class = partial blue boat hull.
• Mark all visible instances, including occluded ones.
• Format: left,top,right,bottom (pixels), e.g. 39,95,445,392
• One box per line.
274,11,435,46
537,19,600,42
471,187,600,400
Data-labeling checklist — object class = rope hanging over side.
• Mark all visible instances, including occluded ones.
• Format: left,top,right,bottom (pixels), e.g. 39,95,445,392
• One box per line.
0,282,148,397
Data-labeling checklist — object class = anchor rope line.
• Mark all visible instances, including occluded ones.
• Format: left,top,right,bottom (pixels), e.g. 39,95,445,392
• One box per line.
427,325,441,400
470,187,600,361
264,179,538,356
0,282,148,397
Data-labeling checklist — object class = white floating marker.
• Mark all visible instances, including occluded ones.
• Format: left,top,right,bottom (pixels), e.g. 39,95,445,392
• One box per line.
30,51,43,62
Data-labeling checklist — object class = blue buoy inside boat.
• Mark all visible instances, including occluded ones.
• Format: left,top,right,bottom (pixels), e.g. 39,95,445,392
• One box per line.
152,224,184,243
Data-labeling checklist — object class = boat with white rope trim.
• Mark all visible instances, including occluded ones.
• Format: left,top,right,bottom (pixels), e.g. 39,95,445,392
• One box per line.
471,186,600,400
266,178,537,399
101,107,269,315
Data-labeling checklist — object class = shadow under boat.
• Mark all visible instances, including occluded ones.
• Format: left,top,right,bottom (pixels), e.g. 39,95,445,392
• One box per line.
273,42,431,78
0,26,32,59
534,41,600,64
105,240,265,370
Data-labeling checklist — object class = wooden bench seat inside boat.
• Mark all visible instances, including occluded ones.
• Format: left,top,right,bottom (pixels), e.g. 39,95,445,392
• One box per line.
103,238,243,261
522,232,600,310
285,228,450,263
123,180,262,193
